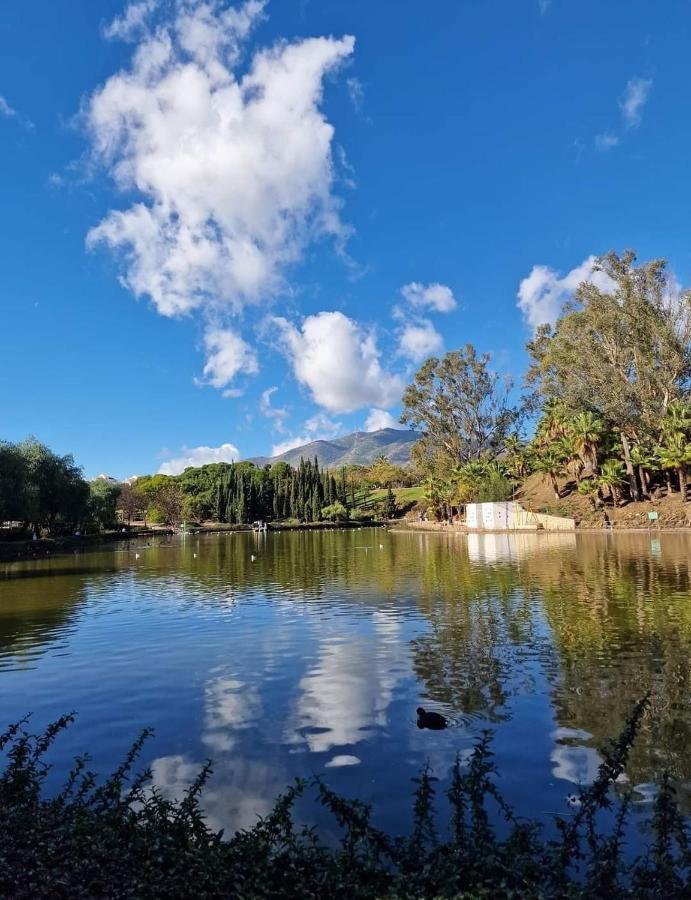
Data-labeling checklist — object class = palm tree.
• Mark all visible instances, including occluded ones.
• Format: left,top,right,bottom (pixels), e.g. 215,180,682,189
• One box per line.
451,460,487,504
568,411,604,473
536,399,568,445
532,447,565,501
422,476,450,519
629,444,654,499
656,433,691,501
576,477,600,511
597,459,626,507
661,400,691,438
502,435,529,480
555,432,584,485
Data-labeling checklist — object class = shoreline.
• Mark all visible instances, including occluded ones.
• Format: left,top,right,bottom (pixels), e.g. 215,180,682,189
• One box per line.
0,528,173,562
0,520,384,563
4,519,689,564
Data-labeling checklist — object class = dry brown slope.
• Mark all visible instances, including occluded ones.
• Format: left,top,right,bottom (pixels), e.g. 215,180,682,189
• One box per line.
515,473,691,528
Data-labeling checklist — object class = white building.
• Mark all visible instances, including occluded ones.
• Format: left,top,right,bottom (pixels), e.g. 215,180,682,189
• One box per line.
464,501,575,532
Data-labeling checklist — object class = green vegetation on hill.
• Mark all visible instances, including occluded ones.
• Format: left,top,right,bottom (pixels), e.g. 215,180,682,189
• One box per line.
401,251,691,520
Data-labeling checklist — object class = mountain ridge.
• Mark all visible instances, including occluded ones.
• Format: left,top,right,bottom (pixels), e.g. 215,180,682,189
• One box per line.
248,428,418,469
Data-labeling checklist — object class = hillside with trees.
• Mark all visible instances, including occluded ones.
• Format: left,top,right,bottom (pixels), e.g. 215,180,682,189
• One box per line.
402,251,691,526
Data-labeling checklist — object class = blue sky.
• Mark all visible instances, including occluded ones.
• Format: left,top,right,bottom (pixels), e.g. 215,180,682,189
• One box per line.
1,0,690,479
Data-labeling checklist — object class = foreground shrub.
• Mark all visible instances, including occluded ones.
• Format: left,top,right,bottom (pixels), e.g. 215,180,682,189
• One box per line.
0,699,688,898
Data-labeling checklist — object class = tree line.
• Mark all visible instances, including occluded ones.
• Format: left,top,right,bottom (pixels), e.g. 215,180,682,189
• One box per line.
117,459,372,527
0,438,121,535
0,440,400,534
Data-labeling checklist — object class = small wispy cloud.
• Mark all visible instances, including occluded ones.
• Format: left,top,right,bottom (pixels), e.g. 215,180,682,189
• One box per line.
593,75,652,152
260,386,289,432
0,94,34,130
620,76,652,128
594,132,620,152
538,0,551,14
346,76,364,111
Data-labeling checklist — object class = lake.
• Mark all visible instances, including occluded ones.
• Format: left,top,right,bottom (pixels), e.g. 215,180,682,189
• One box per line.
1,528,690,837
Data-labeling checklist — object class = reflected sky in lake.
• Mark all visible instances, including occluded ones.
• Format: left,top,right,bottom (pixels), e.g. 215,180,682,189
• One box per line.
1,529,690,833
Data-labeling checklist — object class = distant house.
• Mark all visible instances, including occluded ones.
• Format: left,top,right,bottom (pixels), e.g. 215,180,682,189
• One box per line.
465,501,575,532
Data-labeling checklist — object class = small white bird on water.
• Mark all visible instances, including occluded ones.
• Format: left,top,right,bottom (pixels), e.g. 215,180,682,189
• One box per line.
251,554,256,562
135,553,140,560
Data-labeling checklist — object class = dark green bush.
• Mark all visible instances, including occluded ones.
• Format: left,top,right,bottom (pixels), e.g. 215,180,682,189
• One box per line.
0,699,688,898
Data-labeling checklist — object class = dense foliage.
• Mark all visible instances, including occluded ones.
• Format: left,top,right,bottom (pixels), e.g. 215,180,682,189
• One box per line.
0,702,688,898
0,438,120,534
404,251,691,516
129,458,366,525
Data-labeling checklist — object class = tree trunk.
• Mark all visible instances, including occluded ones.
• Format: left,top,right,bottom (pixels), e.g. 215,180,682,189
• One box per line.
620,432,639,501
550,473,560,500
665,471,674,494
639,466,650,497
679,465,687,502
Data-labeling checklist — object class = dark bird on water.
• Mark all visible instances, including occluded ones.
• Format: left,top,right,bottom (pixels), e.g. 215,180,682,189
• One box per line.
416,707,448,730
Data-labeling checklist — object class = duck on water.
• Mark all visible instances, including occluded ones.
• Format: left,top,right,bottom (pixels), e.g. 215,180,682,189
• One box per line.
416,707,448,730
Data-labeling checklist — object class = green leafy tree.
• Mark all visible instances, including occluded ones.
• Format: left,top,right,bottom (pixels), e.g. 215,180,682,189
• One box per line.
17,438,89,532
0,441,27,522
88,480,121,530
321,501,349,522
401,345,519,470
527,251,691,501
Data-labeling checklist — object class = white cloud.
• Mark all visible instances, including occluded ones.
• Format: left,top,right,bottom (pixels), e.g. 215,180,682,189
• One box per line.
538,0,551,13
364,408,402,432
517,254,616,331
272,311,403,413
86,0,355,386
199,326,258,392
594,132,620,152
104,0,159,41
271,412,342,456
620,76,652,128
259,386,288,431
400,281,456,313
158,441,240,474
397,319,443,362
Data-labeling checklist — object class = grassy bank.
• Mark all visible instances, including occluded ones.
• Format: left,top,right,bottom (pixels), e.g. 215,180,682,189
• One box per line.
0,701,688,898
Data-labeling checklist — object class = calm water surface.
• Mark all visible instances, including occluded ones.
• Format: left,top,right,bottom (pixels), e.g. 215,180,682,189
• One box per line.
1,529,690,835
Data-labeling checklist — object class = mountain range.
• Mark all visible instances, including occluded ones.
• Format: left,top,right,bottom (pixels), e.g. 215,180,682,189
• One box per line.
248,428,418,469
